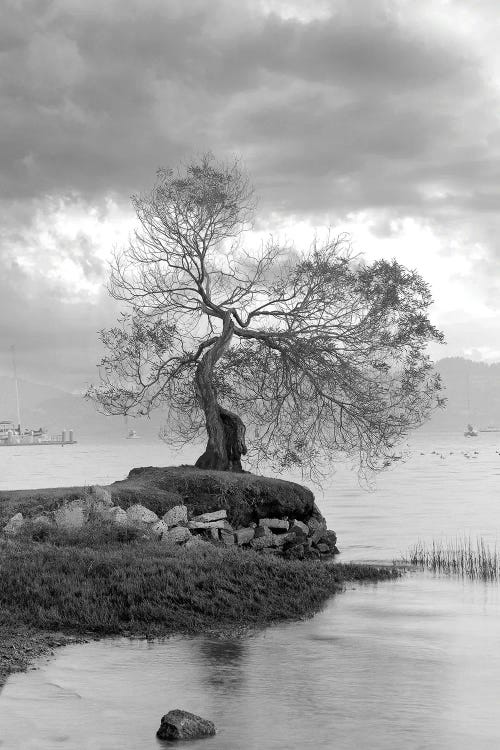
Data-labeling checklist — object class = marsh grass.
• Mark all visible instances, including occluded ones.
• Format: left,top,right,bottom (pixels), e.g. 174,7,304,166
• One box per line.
0,527,399,636
402,536,500,581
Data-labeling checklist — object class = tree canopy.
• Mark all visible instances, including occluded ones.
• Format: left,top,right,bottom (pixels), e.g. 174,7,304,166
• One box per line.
87,154,444,476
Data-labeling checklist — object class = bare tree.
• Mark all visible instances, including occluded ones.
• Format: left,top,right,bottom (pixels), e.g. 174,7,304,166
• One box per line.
87,154,444,476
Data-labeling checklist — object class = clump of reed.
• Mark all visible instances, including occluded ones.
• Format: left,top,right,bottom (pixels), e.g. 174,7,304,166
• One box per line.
402,536,500,581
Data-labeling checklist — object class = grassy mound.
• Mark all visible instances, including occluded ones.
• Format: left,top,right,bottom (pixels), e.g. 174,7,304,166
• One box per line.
109,466,317,527
0,466,318,530
0,524,399,636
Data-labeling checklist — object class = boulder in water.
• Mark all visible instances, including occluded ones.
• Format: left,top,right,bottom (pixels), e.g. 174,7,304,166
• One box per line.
156,709,216,740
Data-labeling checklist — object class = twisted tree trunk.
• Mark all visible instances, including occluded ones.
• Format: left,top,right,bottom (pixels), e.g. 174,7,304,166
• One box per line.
194,313,247,471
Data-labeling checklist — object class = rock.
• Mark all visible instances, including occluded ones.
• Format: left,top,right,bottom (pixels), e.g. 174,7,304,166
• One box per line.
323,529,338,546
54,501,86,529
286,525,309,544
259,518,289,531
156,709,216,741
313,529,338,550
307,516,327,533
235,527,255,545
290,521,309,536
308,516,328,545
209,527,220,540
126,504,159,524
151,520,169,538
220,529,235,545
283,524,309,553
4,512,24,536
190,509,227,523
162,504,188,527
162,526,192,544
316,542,331,554
254,525,272,539
276,528,309,547
310,527,326,545
108,506,128,525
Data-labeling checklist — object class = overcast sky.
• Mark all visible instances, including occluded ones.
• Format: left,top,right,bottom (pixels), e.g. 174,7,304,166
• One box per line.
2,0,500,390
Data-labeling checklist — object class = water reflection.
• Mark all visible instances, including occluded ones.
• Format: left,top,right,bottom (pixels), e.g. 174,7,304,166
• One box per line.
196,639,247,693
1,575,500,749
1,434,500,747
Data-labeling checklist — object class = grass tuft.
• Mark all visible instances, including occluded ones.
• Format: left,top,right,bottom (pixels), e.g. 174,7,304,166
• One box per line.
401,536,500,581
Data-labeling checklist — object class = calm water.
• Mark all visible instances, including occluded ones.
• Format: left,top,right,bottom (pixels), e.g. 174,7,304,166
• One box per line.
1,432,500,748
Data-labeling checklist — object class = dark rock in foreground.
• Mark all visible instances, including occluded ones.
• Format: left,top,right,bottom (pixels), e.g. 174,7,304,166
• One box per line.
157,709,216,741
109,465,317,529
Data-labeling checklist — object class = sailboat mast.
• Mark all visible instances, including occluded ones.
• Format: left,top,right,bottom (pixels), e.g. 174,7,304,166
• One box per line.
11,346,21,429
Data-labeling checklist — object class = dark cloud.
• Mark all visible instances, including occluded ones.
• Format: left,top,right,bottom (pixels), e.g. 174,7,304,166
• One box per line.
1,0,500,386
0,0,487,208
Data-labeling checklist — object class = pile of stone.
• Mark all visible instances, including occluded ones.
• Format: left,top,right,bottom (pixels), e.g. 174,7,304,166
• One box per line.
215,513,338,559
2,485,339,559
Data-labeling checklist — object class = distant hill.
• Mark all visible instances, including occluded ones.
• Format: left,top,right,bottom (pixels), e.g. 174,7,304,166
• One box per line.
1,357,498,440
429,357,500,432
0,376,163,442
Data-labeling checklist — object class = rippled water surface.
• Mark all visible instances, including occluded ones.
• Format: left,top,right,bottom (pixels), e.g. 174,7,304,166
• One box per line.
1,432,500,748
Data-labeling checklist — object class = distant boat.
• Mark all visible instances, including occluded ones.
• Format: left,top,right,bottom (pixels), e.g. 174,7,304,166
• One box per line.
464,423,478,437
0,419,76,446
463,374,479,437
126,429,140,440
0,347,77,447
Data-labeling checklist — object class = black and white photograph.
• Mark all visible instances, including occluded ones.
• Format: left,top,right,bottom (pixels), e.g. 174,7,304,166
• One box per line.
0,1,500,747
